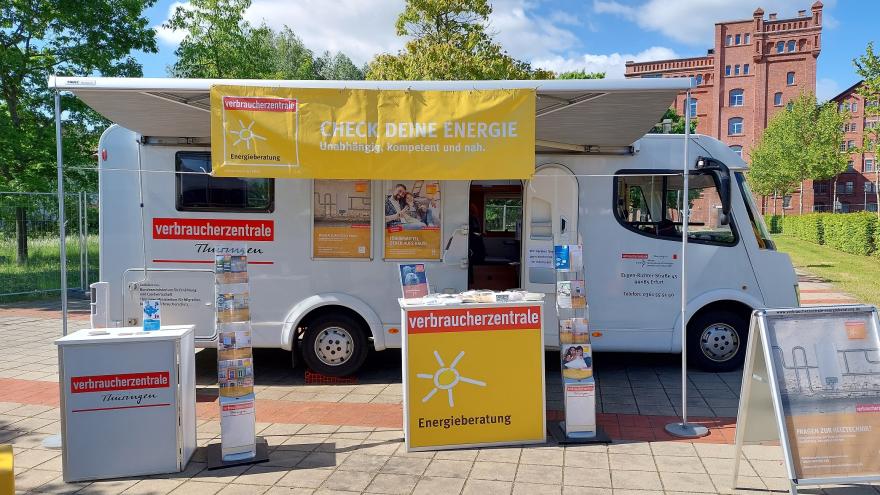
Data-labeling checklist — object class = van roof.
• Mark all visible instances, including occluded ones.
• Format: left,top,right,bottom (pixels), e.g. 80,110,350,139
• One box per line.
51,76,692,152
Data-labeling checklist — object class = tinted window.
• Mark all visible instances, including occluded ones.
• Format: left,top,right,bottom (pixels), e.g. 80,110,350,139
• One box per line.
176,152,274,212
615,173,735,245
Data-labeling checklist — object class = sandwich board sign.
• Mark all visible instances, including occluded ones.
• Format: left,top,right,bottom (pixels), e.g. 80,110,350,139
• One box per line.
733,305,880,494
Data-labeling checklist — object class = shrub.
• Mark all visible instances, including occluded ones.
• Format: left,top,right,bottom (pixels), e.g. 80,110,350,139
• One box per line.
763,214,783,234
822,212,877,255
781,213,824,244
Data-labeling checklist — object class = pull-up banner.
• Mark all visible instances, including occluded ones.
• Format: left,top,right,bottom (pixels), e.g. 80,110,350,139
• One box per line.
209,86,536,180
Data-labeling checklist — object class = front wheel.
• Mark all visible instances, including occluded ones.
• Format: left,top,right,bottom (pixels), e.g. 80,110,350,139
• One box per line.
687,309,748,372
301,314,369,377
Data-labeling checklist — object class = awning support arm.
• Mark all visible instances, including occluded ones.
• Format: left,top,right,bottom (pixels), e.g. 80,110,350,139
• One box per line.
140,91,211,113
535,93,606,119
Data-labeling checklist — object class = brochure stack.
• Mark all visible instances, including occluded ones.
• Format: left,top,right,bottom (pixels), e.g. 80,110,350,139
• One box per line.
554,244,602,441
213,245,259,465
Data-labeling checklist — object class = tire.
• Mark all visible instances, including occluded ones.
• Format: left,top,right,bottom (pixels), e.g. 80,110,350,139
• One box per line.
687,309,748,372
300,314,369,377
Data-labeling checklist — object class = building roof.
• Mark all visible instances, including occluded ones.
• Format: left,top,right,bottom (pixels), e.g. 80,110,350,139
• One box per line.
830,80,865,102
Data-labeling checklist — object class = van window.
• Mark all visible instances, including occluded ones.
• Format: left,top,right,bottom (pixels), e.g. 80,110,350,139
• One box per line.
484,196,522,233
615,173,736,245
176,152,274,212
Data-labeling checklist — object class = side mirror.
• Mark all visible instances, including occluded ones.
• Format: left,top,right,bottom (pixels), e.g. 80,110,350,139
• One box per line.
695,156,731,225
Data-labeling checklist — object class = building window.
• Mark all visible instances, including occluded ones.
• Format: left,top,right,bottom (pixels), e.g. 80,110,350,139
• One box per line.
728,117,744,135
729,89,744,107
840,142,848,152
734,65,741,75
840,202,851,212
866,181,875,193
848,140,856,151
844,181,854,194
744,33,750,44
726,35,733,46
851,122,858,132
743,64,750,75
787,40,796,52
725,65,731,76
730,145,743,157
852,101,858,112
777,41,785,53
869,203,879,212
787,72,795,85
783,195,792,209
735,34,741,45
867,159,875,172
694,74,703,85
814,182,829,194
685,97,698,117
847,160,855,171
774,92,783,106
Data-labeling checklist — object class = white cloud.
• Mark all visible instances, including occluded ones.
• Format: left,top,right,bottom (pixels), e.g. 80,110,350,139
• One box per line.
593,0,828,46
489,0,581,61
154,1,190,46
244,0,403,66
532,46,679,78
816,78,843,102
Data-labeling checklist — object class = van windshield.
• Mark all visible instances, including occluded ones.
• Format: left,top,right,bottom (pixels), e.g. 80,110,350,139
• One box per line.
735,172,775,250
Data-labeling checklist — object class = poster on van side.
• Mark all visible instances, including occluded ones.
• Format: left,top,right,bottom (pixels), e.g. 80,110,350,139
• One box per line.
313,180,372,259
384,181,442,260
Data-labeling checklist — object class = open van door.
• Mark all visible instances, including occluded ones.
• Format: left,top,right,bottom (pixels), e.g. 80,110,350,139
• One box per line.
523,164,579,346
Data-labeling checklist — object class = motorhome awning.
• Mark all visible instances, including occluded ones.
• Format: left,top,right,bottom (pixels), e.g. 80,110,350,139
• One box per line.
50,77,692,152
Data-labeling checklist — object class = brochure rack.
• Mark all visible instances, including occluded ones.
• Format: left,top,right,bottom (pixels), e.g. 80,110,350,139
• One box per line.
550,244,610,443
206,244,268,469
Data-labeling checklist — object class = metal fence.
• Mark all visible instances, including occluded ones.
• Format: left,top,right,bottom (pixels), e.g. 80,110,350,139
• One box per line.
0,191,98,300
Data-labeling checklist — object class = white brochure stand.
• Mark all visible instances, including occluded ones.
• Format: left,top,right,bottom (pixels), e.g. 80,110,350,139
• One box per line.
56,325,196,482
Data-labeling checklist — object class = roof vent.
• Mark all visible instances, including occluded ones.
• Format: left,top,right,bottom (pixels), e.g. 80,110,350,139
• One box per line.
769,13,777,20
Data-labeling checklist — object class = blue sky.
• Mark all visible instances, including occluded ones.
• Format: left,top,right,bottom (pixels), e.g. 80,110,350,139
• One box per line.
137,0,878,101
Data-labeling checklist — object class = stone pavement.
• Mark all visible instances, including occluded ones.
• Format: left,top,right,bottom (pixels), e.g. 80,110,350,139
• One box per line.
2,272,877,494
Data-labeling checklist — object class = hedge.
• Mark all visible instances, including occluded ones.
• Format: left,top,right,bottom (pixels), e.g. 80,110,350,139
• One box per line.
774,212,878,256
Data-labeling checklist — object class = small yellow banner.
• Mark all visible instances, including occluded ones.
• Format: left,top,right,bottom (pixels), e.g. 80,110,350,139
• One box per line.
210,86,536,179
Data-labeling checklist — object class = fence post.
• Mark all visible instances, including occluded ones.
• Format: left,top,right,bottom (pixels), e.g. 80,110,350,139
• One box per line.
83,192,90,288
15,206,28,265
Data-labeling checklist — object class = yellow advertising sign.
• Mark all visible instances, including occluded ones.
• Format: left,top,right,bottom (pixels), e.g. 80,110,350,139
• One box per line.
402,304,545,450
384,180,441,260
313,180,372,259
209,86,536,180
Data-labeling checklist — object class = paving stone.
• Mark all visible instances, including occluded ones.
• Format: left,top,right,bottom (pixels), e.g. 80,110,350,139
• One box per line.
693,443,736,459
519,447,564,466
263,487,316,495
168,480,224,495
235,465,288,485
700,456,757,477
411,476,465,495
320,470,374,492
469,461,518,481
461,479,512,495
514,463,563,485
277,468,334,489
654,455,706,474
512,481,561,494
609,453,656,472
122,478,185,494
563,450,608,469
337,454,390,473
742,445,784,461
748,459,788,478
610,469,663,491
434,449,479,461
73,479,139,494
650,441,698,457
562,466,612,488
475,448,521,463
13,468,61,492
364,473,419,494
659,471,716,493
216,484,271,495
607,442,652,455
424,459,472,478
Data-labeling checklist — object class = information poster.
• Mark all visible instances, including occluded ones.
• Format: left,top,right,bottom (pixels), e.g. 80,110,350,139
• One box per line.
313,179,371,259
557,280,586,309
765,310,880,479
384,181,441,260
214,245,257,460
403,304,545,450
399,263,429,299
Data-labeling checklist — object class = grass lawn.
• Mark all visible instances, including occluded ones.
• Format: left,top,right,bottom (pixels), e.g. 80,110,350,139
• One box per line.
0,235,98,301
772,235,880,306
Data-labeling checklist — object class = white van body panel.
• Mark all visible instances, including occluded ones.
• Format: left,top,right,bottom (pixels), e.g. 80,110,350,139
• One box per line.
97,126,798,356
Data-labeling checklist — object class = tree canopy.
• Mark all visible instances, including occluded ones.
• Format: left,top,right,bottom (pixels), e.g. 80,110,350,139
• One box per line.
0,0,158,191
367,0,553,80
748,93,848,213
854,41,880,215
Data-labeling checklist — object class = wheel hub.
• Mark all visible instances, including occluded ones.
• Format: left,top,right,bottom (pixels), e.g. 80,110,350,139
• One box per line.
314,326,354,366
699,323,739,362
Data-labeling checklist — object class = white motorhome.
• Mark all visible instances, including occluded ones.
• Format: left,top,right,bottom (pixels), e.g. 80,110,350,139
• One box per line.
54,77,798,376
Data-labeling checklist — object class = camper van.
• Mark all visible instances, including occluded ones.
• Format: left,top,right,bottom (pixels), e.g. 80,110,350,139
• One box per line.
56,77,798,376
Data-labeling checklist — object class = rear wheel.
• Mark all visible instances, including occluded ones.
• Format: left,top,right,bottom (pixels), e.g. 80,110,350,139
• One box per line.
301,314,369,377
687,309,748,372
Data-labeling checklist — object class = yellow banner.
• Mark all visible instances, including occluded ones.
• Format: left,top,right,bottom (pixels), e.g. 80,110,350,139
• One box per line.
209,86,536,180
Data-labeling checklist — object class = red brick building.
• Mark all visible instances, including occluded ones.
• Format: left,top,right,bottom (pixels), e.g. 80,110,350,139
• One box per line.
811,81,879,213
624,3,823,214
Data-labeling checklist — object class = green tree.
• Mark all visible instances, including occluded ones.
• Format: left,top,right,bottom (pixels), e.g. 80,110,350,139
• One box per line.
1,0,157,263
649,108,697,134
749,93,848,214
748,116,799,216
854,42,880,217
314,51,365,80
165,0,276,78
367,0,552,80
556,70,605,80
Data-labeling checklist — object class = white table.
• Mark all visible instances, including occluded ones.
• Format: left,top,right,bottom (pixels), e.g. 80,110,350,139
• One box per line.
55,325,196,482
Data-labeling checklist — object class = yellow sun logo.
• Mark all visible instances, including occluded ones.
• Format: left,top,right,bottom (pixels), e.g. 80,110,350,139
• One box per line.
417,350,486,407
229,119,267,149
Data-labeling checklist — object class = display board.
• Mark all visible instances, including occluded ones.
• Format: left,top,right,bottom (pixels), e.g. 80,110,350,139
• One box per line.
214,245,257,461
734,305,880,492
209,86,536,180
401,302,546,450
